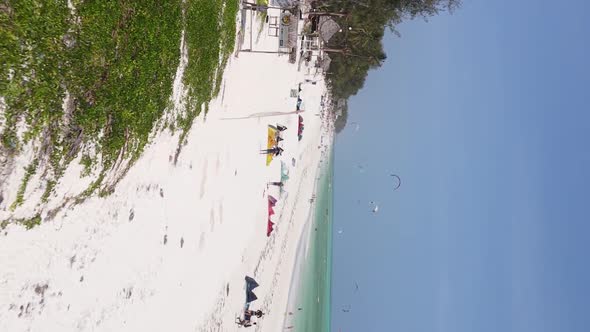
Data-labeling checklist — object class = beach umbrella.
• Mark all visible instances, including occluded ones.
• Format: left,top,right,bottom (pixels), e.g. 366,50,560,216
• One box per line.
245,276,259,291
245,276,260,304
268,195,277,206
267,219,275,237
281,167,290,183
246,288,258,304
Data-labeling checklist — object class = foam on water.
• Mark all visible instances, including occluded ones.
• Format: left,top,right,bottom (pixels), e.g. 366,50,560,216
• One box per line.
290,149,334,331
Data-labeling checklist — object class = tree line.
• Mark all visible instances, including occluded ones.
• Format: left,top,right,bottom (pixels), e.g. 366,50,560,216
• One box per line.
311,0,461,132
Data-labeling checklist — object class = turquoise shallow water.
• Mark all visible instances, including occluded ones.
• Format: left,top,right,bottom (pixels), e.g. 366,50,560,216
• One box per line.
292,150,334,332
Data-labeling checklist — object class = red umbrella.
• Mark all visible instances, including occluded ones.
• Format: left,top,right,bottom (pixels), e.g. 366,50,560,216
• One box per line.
267,219,275,237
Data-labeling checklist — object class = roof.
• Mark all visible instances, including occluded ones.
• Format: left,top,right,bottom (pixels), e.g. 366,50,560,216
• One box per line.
270,0,299,7
319,17,340,43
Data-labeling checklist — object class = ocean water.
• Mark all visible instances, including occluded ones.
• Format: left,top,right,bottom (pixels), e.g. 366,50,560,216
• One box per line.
292,151,334,331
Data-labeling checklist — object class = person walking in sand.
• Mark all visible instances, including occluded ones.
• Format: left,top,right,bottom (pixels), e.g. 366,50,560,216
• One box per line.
245,309,263,318
260,147,283,156
236,309,263,327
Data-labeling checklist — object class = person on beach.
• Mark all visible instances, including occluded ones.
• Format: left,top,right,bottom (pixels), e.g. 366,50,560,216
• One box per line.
260,147,283,156
245,309,264,318
268,181,284,187
287,307,303,315
236,309,263,327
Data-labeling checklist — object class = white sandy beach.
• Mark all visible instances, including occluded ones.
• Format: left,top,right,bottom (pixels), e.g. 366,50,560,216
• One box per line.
0,8,334,332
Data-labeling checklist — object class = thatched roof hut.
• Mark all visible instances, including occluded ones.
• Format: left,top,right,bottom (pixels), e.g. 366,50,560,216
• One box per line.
319,17,340,43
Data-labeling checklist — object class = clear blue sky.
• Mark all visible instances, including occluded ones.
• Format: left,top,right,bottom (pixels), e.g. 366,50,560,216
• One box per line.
331,1,590,331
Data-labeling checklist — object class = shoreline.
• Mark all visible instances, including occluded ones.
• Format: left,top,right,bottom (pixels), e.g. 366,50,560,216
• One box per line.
281,131,335,331
281,158,323,330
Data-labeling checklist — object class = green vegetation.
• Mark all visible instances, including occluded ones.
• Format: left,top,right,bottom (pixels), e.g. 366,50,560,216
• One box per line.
333,100,348,133
0,214,41,230
1,0,240,203
40,179,56,203
314,0,461,131
176,0,238,156
256,0,269,35
0,1,69,153
79,172,105,201
1,1,182,169
10,159,39,210
80,154,92,177
19,214,41,229
70,2,183,167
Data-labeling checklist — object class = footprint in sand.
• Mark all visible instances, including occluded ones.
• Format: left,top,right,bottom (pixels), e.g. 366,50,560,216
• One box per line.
199,159,208,199
218,202,223,225
198,232,206,251
209,208,215,233
215,154,221,174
